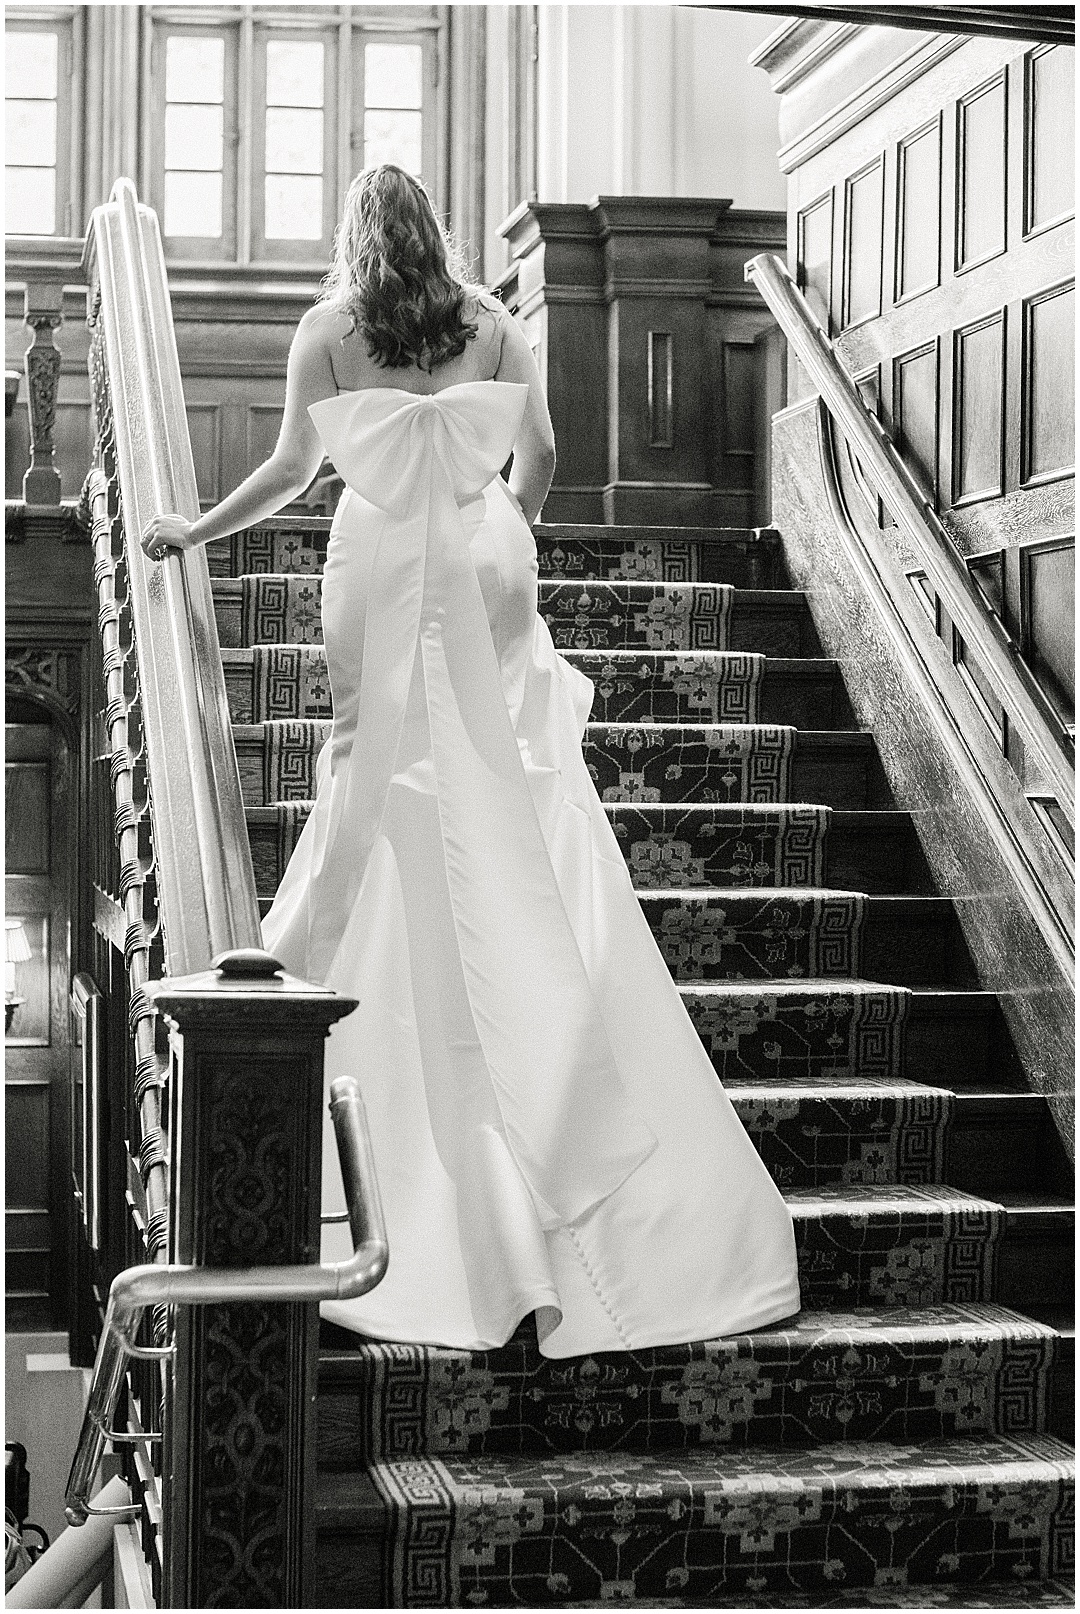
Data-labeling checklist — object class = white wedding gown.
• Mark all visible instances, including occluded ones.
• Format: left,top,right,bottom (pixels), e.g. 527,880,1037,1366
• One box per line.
261,379,800,1358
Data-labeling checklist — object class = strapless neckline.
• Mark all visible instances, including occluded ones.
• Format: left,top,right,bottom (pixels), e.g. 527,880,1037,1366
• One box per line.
325,378,516,403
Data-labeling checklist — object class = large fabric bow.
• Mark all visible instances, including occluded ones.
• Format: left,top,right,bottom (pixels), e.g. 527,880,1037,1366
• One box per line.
303,382,656,1226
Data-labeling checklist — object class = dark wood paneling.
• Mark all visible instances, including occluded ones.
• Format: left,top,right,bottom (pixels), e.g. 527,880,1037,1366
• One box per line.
5,1086,50,1211
956,72,1008,271
246,403,284,478
895,115,942,304
953,309,1006,504
185,403,222,505
646,330,674,449
721,340,756,484
1025,44,1075,237
5,760,51,874
1023,280,1075,484
893,340,939,503
797,191,833,332
842,156,884,328
54,401,94,500
499,198,784,525
1023,536,1075,719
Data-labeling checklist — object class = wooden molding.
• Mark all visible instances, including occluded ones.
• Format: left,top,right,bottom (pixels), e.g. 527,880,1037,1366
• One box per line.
809,395,1074,976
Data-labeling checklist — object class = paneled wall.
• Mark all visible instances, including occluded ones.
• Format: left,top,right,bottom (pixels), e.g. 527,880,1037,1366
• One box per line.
6,266,313,509
760,28,1074,561
755,22,1074,1139
497,197,786,525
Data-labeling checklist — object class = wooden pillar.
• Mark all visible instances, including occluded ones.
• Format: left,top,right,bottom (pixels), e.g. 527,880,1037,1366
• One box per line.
149,961,355,1610
498,196,787,526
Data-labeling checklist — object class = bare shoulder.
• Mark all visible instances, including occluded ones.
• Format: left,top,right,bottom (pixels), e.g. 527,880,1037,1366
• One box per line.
296,302,351,350
462,285,508,330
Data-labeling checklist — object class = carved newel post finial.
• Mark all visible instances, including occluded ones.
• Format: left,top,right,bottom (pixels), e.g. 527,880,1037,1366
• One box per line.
23,281,64,506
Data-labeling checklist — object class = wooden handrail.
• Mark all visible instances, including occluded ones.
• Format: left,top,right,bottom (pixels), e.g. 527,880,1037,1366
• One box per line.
745,251,1075,824
81,178,261,970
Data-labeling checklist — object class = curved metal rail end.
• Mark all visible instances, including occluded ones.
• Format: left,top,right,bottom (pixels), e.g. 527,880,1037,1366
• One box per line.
65,1075,388,1527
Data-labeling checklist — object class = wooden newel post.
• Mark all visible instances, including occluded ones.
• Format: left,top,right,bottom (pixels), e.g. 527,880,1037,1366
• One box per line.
147,950,356,1610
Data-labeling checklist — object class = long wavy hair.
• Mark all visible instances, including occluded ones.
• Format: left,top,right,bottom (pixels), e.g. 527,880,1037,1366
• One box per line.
319,165,478,371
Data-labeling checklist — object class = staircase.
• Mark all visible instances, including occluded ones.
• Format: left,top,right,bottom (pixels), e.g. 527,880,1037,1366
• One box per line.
208,515,1074,1608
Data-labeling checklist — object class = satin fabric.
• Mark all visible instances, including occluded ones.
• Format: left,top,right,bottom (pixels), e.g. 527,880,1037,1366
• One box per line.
262,379,800,1357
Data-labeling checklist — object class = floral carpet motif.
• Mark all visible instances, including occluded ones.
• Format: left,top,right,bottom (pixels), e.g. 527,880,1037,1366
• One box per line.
566,651,765,725
208,520,329,578
540,582,732,652
364,1437,1073,1608
641,889,865,980
727,1080,950,1188
680,982,909,1082
241,573,325,646
534,534,708,583
584,725,795,804
609,804,828,888
789,1187,1002,1309
248,644,334,721
317,1304,1059,1467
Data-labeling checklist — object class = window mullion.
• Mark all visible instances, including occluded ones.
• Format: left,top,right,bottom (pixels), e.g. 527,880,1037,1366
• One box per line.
336,8,352,223
237,6,254,264
138,10,153,205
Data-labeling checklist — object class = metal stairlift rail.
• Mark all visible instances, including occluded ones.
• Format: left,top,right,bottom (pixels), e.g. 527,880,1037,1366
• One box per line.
65,1074,388,1526
745,250,1075,826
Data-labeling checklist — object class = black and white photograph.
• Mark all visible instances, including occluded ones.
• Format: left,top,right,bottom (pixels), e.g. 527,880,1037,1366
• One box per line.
3,2,1075,1608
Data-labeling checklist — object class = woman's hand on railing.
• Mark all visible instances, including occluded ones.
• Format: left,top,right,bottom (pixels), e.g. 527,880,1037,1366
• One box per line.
141,513,196,562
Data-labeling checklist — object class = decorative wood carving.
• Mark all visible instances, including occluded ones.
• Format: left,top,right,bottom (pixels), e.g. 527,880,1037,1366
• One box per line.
22,280,67,507
155,974,354,1611
5,645,82,716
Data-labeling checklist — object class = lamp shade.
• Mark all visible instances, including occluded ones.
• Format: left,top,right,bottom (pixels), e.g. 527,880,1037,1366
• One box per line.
6,919,31,965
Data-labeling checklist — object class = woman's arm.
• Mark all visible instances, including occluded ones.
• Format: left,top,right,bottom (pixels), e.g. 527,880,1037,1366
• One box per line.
141,306,337,559
493,308,557,526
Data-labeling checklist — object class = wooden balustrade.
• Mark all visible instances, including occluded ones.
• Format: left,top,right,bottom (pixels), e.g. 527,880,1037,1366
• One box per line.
61,181,358,1607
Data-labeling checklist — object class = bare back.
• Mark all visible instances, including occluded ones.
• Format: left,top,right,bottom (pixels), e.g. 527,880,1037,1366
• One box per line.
319,291,506,397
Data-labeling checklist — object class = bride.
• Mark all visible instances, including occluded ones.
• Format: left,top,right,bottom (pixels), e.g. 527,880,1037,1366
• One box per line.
143,164,800,1358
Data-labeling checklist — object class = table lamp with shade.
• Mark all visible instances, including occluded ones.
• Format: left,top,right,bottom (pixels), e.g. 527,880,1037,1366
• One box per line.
6,918,31,1032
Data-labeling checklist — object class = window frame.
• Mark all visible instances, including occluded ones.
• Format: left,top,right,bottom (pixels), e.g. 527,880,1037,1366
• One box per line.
352,26,439,196
5,11,77,239
146,5,445,271
250,20,339,264
149,20,241,263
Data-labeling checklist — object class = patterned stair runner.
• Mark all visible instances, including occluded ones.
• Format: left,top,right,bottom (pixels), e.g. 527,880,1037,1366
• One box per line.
205,519,1073,1607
